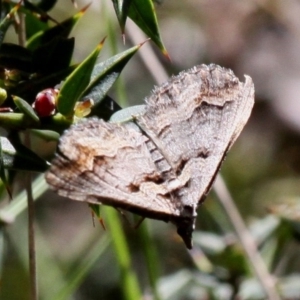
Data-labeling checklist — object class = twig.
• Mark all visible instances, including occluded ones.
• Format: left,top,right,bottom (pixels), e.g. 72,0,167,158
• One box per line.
214,175,281,300
126,19,169,85
24,131,37,300
17,9,26,47
17,9,37,300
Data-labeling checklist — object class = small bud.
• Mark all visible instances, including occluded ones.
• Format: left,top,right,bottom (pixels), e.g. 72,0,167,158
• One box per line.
4,69,22,87
33,88,58,117
74,98,94,118
0,88,7,105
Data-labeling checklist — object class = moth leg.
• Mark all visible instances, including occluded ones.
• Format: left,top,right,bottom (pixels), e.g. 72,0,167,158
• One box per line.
115,207,146,229
133,217,145,229
90,210,106,230
115,208,134,227
90,210,96,227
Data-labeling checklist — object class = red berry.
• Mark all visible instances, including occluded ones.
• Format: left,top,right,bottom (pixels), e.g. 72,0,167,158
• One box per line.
33,88,58,117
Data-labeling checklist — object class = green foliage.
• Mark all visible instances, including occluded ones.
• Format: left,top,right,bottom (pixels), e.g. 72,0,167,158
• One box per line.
112,0,167,55
0,136,49,172
128,0,168,55
0,1,164,299
84,43,142,106
56,40,104,117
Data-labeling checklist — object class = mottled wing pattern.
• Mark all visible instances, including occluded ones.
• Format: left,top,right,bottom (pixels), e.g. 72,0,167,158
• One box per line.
136,65,254,209
46,64,255,248
45,119,181,220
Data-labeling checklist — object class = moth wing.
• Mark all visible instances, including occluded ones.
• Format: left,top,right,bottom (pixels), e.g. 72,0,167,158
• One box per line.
45,119,180,220
137,64,254,207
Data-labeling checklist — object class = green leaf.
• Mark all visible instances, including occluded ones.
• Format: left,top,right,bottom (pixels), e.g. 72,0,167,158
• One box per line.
11,65,76,101
128,0,168,56
24,9,49,39
136,220,162,300
110,105,145,123
0,43,32,73
30,129,60,141
89,204,101,218
32,37,74,74
0,88,7,105
0,113,35,130
83,43,141,106
57,40,105,117
269,197,300,223
279,275,300,299
112,0,133,33
26,4,88,51
193,231,227,255
104,207,142,300
249,215,280,245
0,112,71,132
22,0,59,26
0,137,49,172
12,96,39,123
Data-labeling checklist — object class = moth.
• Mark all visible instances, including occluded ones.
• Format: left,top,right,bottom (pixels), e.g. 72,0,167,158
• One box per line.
45,64,255,249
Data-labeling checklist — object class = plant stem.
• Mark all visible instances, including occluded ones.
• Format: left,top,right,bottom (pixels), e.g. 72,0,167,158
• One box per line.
24,131,37,300
27,171,37,300
17,9,38,299
138,220,161,300
214,175,281,300
104,207,141,300
126,19,169,85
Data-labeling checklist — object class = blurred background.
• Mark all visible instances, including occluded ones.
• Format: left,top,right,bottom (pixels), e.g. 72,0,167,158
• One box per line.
1,0,300,299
